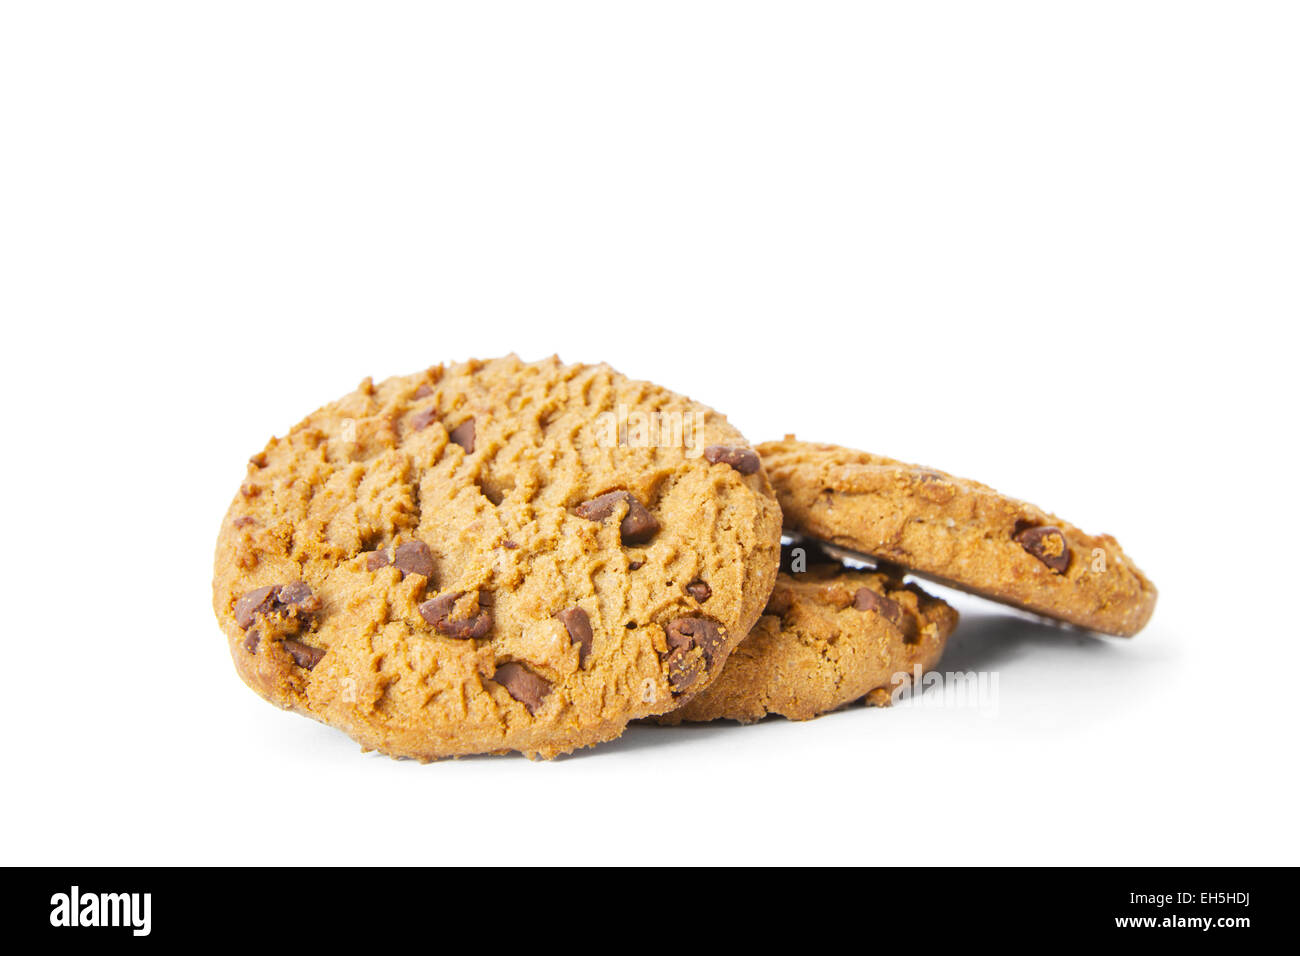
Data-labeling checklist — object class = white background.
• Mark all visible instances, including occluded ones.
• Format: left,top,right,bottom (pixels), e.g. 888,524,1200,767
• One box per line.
2,2,1296,866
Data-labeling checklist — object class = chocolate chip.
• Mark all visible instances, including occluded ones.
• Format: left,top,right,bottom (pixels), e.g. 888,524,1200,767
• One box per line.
573,491,660,544
411,406,438,431
234,586,277,629
413,384,434,398
448,418,476,453
234,583,320,629
662,617,725,692
628,559,644,571
439,613,493,639
703,445,760,475
618,503,659,543
243,629,261,654
554,607,594,667
573,492,621,522
276,581,312,606
1014,524,1071,574
492,662,552,715
685,580,712,602
853,586,914,638
418,591,458,625
667,651,705,692
275,582,322,619
365,550,391,571
502,540,519,550
282,638,325,670
394,541,434,579
666,617,725,662
418,591,492,639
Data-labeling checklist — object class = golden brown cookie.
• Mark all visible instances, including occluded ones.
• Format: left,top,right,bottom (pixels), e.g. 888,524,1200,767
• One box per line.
213,356,783,759
660,556,957,724
757,438,1156,636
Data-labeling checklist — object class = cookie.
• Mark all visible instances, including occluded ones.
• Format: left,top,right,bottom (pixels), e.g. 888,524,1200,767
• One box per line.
660,548,957,724
757,438,1156,636
213,356,783,759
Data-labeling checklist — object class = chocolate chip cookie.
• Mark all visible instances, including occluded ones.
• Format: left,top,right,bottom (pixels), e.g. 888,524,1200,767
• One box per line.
660,546,957,723
213,356,783,759
757,438,1156,636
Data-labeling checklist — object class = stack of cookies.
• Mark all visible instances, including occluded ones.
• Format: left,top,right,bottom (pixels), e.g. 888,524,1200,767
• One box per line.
213,356,1156,759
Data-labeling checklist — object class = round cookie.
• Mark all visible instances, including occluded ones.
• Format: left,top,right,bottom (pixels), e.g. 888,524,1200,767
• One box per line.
660,551,957,724
213,356,783,759
757,438,1156,637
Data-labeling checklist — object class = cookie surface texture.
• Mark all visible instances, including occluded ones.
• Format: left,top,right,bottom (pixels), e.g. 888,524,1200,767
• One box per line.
213,356,783,759
756,438,1156,636
661,558,956,724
